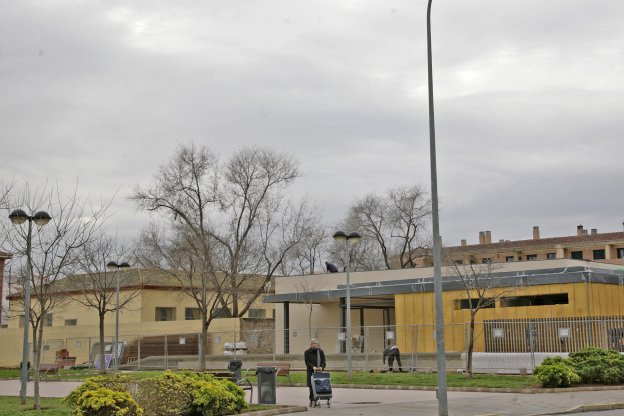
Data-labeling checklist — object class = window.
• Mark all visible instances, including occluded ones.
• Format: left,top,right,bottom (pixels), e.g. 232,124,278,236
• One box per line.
593,249,606,260
185,308,200,320
526,254,537,261
211,307,231,319
500,293,568,307
247,309,266,318
571,251,583,260
481,258,491,264
454,259,463,265
454,298,495,310
505,256,515,262
65,319,78,326
44,313,53,327
617,248,624,259
546,253,556,260
155,307,176,321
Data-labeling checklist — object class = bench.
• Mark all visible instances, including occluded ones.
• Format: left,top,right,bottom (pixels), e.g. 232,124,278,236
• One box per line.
254,362,292,386
202,371,253,403
28,364,60,381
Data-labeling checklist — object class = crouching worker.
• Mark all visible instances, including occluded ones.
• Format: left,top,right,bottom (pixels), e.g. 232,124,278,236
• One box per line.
383,345,404,372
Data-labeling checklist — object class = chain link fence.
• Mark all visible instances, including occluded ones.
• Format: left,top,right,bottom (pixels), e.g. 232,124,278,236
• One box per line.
42,316,624,373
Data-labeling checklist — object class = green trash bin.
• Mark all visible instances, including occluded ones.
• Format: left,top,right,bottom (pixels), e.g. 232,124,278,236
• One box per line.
256,366,277,404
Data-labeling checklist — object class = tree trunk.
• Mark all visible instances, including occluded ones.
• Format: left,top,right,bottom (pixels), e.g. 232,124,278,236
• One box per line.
199,314,207,371
99,313,107,374
34,320,44,410
467,311,476,379
308,306,313,340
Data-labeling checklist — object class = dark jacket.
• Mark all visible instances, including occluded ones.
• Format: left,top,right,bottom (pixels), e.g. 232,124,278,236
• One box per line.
383,346,399,364
304,347,326,370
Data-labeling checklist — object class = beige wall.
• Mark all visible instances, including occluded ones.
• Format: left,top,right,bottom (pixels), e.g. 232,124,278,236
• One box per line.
1,285,273,367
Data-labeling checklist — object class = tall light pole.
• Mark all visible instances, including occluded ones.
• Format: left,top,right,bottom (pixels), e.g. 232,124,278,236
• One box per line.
427,0,448,414
106,261,130,372
9,209,51,404
332,231,361,381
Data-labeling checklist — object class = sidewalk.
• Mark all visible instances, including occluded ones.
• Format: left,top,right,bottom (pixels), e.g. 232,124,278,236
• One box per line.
2,380,624,415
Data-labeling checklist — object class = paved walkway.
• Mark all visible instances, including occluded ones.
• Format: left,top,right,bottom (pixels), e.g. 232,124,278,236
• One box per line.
2,380,624,415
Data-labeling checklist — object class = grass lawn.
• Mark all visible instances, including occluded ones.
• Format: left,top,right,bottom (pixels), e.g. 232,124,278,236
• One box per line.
0,368,539,389
0,397,71,416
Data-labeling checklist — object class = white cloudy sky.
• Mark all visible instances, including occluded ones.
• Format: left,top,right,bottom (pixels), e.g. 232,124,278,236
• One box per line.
1,0,623,246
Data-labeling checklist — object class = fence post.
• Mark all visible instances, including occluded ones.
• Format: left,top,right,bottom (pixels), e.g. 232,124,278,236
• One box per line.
137,336,141,370
529,320,536,371
364,326,369,371
463,322,468,371
602,319,608,350
164,334,168,370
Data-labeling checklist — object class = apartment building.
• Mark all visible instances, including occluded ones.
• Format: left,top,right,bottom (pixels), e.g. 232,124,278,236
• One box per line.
410,225,624,267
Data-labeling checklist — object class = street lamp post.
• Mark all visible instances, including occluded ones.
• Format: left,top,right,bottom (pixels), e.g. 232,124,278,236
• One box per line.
106,261,130,372
332,231,361,381
9,209,51,404
427,0,449,414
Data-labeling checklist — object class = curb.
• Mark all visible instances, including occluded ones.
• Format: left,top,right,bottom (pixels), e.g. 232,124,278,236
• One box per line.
551,402,624,415
284,382,624,395
242,405,307,416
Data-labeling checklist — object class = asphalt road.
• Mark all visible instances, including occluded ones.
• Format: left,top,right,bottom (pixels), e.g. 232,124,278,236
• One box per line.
2,380,624,415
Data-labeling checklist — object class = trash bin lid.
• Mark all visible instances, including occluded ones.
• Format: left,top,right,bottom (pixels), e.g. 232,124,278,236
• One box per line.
256,366,276,373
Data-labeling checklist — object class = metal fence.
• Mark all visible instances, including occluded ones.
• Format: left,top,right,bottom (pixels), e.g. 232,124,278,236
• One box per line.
41,316,624,373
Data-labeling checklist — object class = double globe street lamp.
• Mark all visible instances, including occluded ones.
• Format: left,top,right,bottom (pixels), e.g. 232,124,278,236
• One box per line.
106,261,130,372
8,209,52,404
332,231,361,381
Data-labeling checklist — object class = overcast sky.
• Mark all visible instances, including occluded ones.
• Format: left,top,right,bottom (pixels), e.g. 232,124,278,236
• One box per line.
1,0,623,247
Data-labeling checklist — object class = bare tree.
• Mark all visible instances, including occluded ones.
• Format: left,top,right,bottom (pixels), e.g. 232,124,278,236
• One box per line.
132,144,218,371
65,235,139,373
282,216,328,276
347,184,431,269
210,146,301,316
3,183,109,409
295,277,324,340
132,144,313,368
449,260,523,378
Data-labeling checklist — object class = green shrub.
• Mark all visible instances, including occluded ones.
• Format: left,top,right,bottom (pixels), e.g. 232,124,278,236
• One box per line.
64,374,131,409
220,379,247,413
65,371,247,416
568,347,624,384
74,387,143,416
132,371,195,416
178,371,247,415
533,360,580,388
191,380,239,416
539,356,567,366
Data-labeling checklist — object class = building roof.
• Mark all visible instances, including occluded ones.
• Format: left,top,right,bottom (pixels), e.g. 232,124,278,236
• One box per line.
264,260,624,304
6,268,271,299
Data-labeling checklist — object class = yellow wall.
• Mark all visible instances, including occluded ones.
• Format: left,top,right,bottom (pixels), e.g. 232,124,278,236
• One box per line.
395,282,624,353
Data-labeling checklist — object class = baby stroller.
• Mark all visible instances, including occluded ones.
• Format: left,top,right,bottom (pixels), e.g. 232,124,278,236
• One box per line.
310,370,332,408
